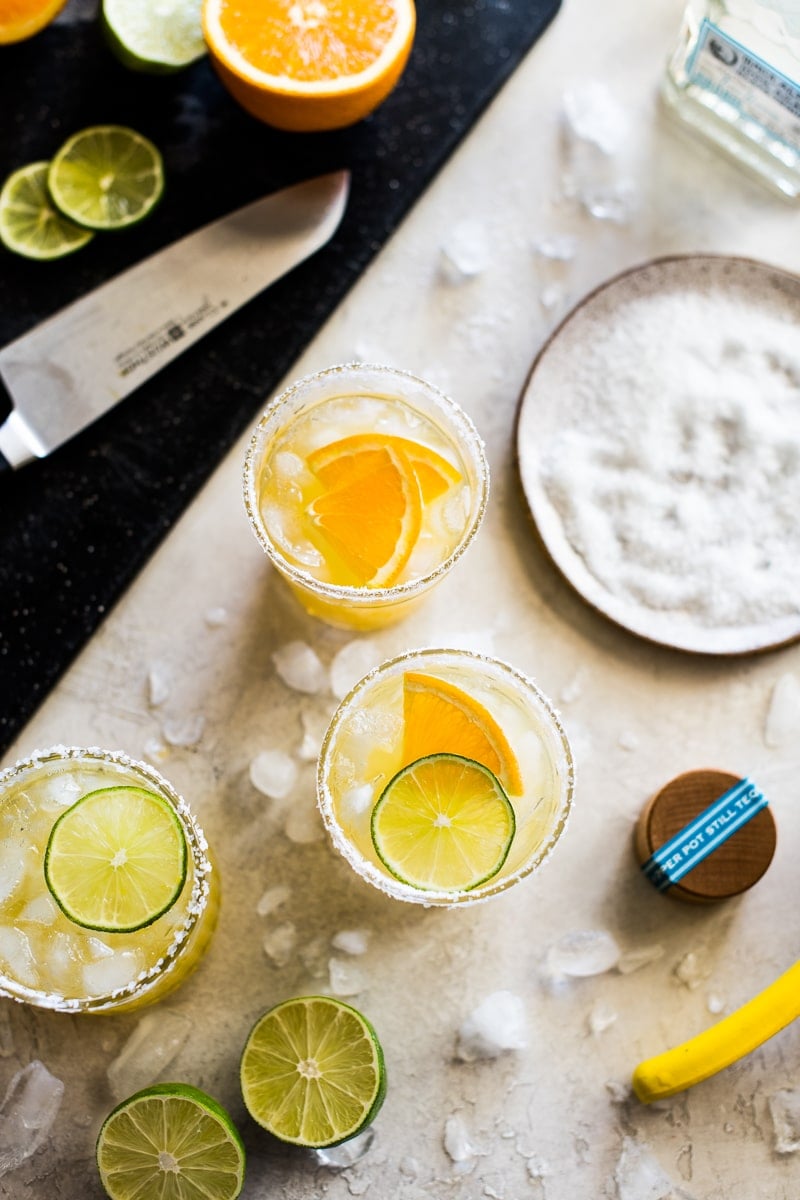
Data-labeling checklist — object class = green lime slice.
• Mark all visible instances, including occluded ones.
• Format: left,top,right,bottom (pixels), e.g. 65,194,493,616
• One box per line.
96,1082,246,1200
44,786,187,933
102,0,206,73
0,162,94,260
240,996,387,1148
371,753,516,892
48,126,164,230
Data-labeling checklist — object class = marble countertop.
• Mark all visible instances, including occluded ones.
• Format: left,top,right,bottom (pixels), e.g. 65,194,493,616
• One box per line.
2,0,800,1196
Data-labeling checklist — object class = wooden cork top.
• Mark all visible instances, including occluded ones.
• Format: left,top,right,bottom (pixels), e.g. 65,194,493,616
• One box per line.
634,769,777,904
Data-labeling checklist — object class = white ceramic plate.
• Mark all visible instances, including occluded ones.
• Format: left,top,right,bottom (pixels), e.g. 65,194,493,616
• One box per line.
515,255,800,656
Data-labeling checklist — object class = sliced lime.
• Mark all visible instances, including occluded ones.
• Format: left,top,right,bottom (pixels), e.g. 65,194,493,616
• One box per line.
96,1082,246,1200
102,0,206,73
48,126,164,230
0,162,94,260
44,786,187,933
371,753,515,892
240,996,386,1148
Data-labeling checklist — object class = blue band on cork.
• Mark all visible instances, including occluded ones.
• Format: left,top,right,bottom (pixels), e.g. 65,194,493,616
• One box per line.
641,777,768,892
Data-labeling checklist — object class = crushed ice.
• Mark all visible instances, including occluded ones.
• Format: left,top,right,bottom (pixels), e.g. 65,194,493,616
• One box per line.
161,714,205,748
613,1136,695,1199
455,991,527,1061
561,81,637,224
147,665,170,708
546,930,621,980
263,922,297,967
106,1011,192,1102
672,951,709,990
256,884,291,918
329,957,367,996
587,1000,618,1035
768,1088,800,1154
315,1126,376,1168
273,641,328,695
0,1061,64,1177
204,606,228,627
443,1113,481,1170
331,929,370,956
533,232,577,262
439,220,492,284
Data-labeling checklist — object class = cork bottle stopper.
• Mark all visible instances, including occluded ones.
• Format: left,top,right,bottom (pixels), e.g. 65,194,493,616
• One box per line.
634,769,776,904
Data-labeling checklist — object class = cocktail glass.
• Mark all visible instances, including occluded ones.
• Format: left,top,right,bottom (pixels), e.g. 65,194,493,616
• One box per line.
243,363,489,630
317,648,574,906
0,747,218,1013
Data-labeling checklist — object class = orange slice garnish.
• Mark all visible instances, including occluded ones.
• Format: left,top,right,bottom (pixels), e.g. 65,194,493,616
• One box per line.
402,672,524,796
308,433,462,503
202,0,416,132
306,443,422,587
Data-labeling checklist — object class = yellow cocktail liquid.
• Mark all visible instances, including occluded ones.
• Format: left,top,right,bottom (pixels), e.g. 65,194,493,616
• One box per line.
0,749,217,1013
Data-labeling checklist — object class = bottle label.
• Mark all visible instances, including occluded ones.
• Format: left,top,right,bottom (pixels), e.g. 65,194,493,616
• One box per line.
687,19,800,148
641,776,768,891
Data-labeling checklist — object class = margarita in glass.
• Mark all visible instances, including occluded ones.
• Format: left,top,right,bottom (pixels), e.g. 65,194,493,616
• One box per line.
0,747,217,1013
318,649,574,906
243,363,489,629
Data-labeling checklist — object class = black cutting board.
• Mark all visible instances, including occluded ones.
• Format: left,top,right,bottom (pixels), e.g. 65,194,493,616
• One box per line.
0,0,561,756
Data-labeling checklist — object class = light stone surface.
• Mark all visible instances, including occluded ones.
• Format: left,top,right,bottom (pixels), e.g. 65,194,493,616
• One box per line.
3,0,800,1196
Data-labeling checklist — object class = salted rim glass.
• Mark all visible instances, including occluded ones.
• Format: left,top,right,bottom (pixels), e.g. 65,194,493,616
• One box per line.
317,648,575,907
0,746,214,1014
242,363,490,613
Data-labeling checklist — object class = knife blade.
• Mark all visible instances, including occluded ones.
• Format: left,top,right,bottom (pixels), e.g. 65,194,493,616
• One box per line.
0,170,350,471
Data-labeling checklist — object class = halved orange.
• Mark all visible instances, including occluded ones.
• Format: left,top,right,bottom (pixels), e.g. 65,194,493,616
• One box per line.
402,672,524,796
306,442,422,587
0,0,68,43
308,433,462,503
202,0,416,132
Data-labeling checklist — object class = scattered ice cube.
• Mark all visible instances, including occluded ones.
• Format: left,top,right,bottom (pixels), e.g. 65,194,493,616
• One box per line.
250,750,298,800
399,1155,420,1179
539,283,566,313
298,706,331,761
315,1125,376,1168
204,606,228,628
263,922,297,968
443,1113,479,1168
106,1011,192,1102
147,665,171,707
706,993,725,1015
587,1001,618,1035
17,894,57,926
329,957,367,996
764,673,800,747
439,220,492,284
562,80,629,155
0,841,27,906
455,991,527,1061
299,936,327,977
533,232,578,261
617,945,665,974
581,181,637,223
618,730,639,752
0,928,38,988
143,736,168,762
162,713,205,748
0,1010,13,1058
273,641,327,695
546,930,620,979
0,1060,64,1176
83,952,142,995
768,1088,800,1154
283,789,323,844
330,640,382,701
256,884,291,918
331,929,370,956
605,1079,633,1104
613,1136,695,1199
673,951,709,991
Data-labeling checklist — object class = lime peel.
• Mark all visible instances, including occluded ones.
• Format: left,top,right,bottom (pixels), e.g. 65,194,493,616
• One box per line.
102,0,207,73
0,162,94,260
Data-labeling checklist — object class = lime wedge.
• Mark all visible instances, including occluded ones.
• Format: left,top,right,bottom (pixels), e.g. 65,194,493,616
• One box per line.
44,786,187,933
240,996,386,1148
96,1082,246,1200
371,753,516,892
48,126,164,230
0,162,94,260
102,0,206,73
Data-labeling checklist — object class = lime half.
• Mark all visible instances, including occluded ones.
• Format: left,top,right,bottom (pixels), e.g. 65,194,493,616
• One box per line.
102,0,206,73
44,786,187,933
371,753,516,892
0,162,94,260
48,126,164,230
240,996,386,1148
96,1082,246,1200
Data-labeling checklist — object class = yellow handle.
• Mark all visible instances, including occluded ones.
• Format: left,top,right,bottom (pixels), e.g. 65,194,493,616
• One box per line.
632,959,800,1103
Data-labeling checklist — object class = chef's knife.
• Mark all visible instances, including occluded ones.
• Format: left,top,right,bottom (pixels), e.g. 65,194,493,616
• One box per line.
0,170,350,471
